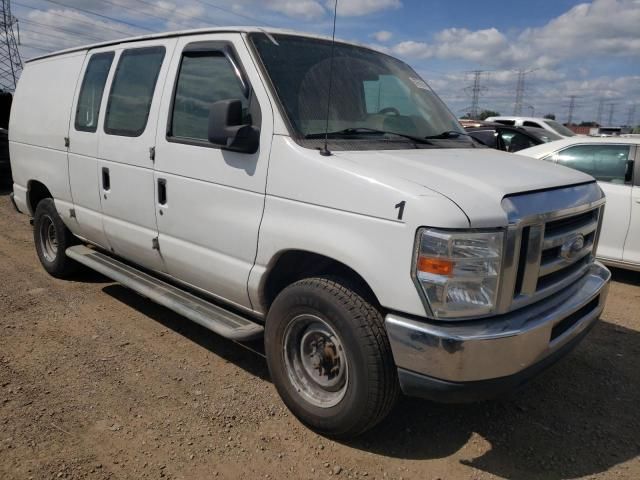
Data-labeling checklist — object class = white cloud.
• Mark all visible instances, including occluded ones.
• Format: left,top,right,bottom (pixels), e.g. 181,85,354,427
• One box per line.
434,27,514,64
264,0,326,20
391,40,433,58
332,0,402,16
389,0,640,68
518,0,640,64
372,30,392,42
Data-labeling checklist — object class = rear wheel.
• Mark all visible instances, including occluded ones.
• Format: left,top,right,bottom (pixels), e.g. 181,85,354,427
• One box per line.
33,198,79,278
265,277,399,438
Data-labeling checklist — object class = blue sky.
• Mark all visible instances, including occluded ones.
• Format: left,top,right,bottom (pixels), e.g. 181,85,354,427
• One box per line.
12,0,640,124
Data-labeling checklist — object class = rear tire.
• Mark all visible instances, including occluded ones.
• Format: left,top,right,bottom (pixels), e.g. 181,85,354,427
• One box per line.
265,277,399,438
33,198,79,278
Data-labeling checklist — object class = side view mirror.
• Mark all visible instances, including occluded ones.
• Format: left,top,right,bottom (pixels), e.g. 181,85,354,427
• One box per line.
208,99,259,154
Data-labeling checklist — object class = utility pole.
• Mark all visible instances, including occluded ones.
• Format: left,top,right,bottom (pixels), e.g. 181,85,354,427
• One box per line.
595,97,604,126
566,95,577,125
513,69,526,116
607,103,616,126
626,104,636,126
0,0,22,91
467,70,484,119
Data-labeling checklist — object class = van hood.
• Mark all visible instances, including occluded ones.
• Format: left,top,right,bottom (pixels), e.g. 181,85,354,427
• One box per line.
333,147,595,227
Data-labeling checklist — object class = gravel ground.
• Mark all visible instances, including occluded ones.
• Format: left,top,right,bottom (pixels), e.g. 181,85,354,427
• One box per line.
0,179,639,480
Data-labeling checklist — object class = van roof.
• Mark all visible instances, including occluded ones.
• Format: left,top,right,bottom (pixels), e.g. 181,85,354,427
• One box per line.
25,26,349,63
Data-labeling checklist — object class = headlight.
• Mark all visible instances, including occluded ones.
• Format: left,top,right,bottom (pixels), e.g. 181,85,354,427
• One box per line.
413,228,504,319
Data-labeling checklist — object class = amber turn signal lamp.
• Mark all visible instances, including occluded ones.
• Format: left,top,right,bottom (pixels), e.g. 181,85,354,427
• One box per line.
417,256,454,276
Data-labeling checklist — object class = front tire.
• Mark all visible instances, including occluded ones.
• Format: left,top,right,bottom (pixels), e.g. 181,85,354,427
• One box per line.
33,198,79,278
265,277,399,438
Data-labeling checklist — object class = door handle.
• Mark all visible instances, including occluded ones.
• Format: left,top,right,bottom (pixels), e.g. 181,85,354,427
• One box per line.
102,167,110,191
157,178,167,205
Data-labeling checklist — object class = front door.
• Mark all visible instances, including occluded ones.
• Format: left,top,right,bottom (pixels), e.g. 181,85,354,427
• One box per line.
97,40,176,273
153,34,272,311
552,143,634,262
623,146,640,264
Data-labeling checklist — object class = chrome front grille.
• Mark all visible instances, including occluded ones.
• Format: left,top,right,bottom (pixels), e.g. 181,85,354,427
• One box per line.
538,209,599,279
497,183,605,314
516,207,601,299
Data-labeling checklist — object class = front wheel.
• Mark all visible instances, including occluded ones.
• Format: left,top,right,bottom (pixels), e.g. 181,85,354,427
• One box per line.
33,198,79,278
265,277,399,438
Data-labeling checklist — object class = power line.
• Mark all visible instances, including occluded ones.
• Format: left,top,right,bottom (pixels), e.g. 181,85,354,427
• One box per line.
595,97,604,125
99,0,185,28
12,1,136,36
20,18,106,42
513,69,525,115
463,70,487,119
512,68,537,116
39,0,155,32
607,103,616,126
566,95,577,124
19,42,49,52
193,0,274,27
136,0,220,27
20,26,94,44
627,104,636,126
102,0,208,29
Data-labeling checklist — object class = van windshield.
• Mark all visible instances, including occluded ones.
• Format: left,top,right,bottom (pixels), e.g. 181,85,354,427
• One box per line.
250,33,472,150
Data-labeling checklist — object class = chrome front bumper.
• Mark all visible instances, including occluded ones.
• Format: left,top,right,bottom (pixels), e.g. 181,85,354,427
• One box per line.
386,262,610,394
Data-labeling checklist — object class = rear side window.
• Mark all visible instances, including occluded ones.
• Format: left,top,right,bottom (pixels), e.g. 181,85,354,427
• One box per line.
553,144,631,183
523,121,542,128
105,46,165,137
169,51,249,142
75,52,114,132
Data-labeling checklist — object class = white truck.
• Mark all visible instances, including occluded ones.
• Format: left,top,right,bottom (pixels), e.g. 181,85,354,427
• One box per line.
9,28,610,437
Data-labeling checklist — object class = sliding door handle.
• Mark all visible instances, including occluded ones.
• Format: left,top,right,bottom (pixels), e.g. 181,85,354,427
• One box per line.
101,167,110,191
157,178,167,205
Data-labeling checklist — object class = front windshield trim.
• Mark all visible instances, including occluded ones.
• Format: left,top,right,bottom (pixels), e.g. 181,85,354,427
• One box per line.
245,32,299,139
246,32,469,151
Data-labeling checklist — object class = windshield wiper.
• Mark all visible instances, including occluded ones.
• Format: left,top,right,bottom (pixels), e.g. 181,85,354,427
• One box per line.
305,128,434,145
424,130,484,148
424,130,471,139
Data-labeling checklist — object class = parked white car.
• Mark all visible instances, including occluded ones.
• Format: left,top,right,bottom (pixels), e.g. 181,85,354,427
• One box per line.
485,116,577,138
518,137,640,271
9,27,610,437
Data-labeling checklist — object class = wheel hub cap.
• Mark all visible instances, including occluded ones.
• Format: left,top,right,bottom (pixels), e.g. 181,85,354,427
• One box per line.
39,215,58,262
283,315,348,408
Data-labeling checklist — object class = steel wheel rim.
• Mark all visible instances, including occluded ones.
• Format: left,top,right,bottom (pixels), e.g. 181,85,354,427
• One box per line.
39,215,58,263
283,314,348,408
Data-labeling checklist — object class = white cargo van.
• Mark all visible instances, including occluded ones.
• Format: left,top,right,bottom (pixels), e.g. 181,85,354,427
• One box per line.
9,28,610,437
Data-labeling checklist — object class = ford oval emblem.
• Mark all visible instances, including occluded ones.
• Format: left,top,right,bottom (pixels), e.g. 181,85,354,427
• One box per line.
560,234,585,259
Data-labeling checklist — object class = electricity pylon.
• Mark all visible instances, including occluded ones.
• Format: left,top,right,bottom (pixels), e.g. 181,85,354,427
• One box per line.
0,0,22,92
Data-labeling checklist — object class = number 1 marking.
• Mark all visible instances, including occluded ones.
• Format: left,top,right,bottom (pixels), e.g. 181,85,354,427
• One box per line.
395,201,406,220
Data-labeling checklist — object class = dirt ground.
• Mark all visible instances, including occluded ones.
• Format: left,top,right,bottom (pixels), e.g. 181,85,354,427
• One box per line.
0,178,639,480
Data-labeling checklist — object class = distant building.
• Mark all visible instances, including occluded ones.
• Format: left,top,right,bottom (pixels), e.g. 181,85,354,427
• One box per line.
567,125,630,136
567,125,592,135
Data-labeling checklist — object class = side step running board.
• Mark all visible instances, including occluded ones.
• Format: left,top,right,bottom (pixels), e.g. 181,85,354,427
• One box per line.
66,245,264,341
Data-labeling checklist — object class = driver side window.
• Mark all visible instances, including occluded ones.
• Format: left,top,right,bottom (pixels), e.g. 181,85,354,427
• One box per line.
169,51,249,142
